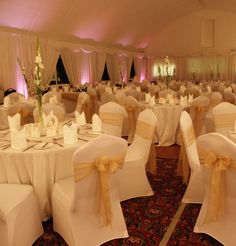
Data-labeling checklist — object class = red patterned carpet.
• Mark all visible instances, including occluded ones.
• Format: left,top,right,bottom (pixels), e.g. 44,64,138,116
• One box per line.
33,145,223,246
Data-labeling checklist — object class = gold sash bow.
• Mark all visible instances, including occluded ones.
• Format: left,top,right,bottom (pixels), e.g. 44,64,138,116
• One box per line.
192,105,208,137
74,155,124,226
204,151,232,223
125,104,139,142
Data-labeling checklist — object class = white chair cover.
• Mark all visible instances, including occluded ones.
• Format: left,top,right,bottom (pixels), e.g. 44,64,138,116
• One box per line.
75,92,87,112
43,91,62,103
194,133,236,245
99,102,127,137
179,111,204,203
52,134,128,246
190,96,210,137
212,102,236,137
0,184,43,246
125,96,140,143
119,108,157,201
33,103,66,122
4,92,24,106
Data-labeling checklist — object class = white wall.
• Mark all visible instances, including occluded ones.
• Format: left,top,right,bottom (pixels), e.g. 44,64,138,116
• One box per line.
145,9,236,56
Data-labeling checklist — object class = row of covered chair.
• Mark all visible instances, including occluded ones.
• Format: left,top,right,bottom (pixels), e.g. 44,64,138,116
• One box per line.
0,107,157,246
179,110,236,245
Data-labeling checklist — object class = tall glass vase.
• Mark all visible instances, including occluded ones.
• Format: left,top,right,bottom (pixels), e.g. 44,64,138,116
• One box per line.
36,92,45,136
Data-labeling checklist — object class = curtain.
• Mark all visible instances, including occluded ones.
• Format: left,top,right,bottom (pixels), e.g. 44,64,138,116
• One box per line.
95,52,106,82
126,56,133,81
77,51,92,84
0,33,18,91
17,35,36,95
61,48,79,86
106,53,115,82
40,39,60,87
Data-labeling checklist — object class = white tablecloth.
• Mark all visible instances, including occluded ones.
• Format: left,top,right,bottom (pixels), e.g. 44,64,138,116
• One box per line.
150,104,185,146
0,133,87,221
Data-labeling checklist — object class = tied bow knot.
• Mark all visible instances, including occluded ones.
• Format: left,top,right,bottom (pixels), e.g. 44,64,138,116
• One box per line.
205,151,231,172
73,155,124,226
203,151,231,223
94,156,121,173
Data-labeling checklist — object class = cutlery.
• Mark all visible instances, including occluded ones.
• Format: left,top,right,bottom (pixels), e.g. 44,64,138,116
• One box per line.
22,143,38,152
41,142,49,148
0,144,11,150
78,137,89,142
52,139,64,147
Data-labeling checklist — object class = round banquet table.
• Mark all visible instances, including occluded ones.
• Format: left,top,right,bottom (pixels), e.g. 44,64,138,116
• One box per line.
0,132,88,221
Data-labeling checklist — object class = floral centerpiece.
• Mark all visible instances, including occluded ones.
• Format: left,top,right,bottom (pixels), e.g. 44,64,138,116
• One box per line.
34,38,45,132
17,57,29,93
164,55,171,87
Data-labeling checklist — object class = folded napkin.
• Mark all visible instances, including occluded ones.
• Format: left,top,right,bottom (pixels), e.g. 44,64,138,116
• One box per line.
180,95,188,106
169,97,175,105
3,96,10,107
180,85,186,93
158,97,166,105
63,123,78,145
207,85,212,93
105,87,112,95
166,93,173,103
75,111,86,127
8,113,21,130
149,96,156,106
49,95,58,104
10,127,27,150
145,93,151,103
188,94,193,103
92,114,102,132
225,87,233,93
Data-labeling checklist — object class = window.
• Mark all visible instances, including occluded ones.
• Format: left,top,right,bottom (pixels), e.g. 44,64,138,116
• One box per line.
50,56,70,85
101,63,110,81
130,60,135,79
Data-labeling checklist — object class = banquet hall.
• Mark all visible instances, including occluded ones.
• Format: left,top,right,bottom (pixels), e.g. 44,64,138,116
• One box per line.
0,0,236,245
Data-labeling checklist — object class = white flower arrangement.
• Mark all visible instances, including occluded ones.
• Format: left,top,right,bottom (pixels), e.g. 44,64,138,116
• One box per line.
34,38,45,93
17,57,29,89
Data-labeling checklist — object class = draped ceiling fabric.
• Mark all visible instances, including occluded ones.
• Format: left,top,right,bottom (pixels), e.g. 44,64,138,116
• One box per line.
1,0,236,93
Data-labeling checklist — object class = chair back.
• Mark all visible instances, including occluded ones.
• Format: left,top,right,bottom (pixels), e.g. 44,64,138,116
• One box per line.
180,111,201,172
212,102,236,137
196,133,236,222
4,92,24,105
115,90,126,106
43,91,61,103
33,103,65,122
72,134,127,223
99,102,127,137
8,102,35,125
190,95,210,137
130,108,157,160
75,92,87,112
125,96,141,143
